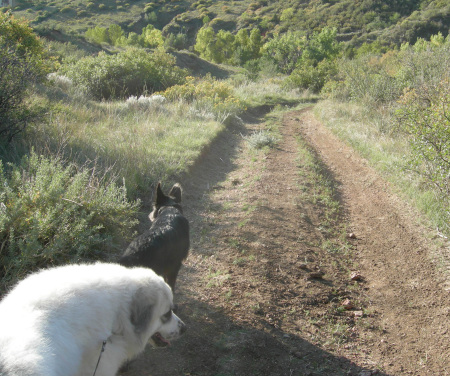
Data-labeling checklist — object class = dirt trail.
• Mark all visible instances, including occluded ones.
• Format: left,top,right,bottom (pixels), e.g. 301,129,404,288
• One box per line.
121,107,449,376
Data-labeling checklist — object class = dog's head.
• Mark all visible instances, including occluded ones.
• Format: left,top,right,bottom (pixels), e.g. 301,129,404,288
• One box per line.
130,274,186,347
149,182,183,222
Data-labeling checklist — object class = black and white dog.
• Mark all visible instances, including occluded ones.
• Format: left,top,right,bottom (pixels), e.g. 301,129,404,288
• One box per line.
119,182,190,293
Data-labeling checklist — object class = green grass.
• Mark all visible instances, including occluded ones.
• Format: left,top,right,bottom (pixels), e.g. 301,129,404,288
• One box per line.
314,99,449,236
26,84,226,199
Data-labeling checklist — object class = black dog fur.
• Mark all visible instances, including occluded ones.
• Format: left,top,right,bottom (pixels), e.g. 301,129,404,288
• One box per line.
119,182,190,292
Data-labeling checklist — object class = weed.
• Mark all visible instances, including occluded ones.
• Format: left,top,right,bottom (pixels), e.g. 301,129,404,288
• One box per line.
245,130,279,150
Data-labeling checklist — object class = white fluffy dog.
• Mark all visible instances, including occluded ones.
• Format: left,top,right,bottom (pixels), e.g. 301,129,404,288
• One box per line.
0,263,186,376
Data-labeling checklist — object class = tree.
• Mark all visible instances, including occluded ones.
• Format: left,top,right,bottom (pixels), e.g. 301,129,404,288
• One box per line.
303,27,341,64
141,25,164,48
85,26,110,45
108,24,125,46
0,12,51,141
194,26,218,62
287,27,341,92
249,28,262,60
262,31,306,74
215,30,235,63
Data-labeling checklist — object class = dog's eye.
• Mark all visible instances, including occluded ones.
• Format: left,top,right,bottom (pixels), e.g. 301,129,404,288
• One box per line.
161,310,172,323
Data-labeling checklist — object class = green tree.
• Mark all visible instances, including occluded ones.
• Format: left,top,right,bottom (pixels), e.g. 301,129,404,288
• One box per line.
108,24,125,46
303,27,341,64
397,80,450,197
164,33,188,51
249,28,262,60
285,27,341,92
232,29,252,65
262,31,306,74
280,7,295,23
215,30,235,63
0,12,51,141
141,25,164,48
85,26,110,44
194,26,218,61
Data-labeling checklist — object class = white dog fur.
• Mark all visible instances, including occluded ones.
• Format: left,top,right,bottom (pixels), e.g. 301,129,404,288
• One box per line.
0,263,185,376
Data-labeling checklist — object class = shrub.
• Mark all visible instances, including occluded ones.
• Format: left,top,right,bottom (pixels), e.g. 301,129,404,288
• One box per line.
62,48,187,100
396,79,450,199
0,152,140,288
164,32,188,50
245,130,278,149
0,12,52,141
125,94,166,111
327,54,403,104
158,75,245,117
84,25,109,45
287,58,337,93
262,31,306,74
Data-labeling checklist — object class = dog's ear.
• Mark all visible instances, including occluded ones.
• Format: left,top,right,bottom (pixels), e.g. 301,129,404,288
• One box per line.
168,183,182,203
154,182,166,206
130,288,154,334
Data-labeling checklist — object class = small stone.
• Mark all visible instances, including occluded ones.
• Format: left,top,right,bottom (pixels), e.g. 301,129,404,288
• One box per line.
342,298,354,310
348,233,357,239
350,271,363,281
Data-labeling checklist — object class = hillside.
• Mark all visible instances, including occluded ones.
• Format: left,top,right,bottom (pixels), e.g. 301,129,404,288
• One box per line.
4,0,449,51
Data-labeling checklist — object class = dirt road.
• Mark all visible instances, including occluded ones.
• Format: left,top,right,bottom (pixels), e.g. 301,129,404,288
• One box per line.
122,107,449,376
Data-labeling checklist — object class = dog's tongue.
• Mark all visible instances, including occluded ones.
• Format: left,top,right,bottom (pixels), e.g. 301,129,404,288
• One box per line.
152,332,170,347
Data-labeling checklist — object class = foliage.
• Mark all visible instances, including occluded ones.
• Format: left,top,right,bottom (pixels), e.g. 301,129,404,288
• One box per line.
285,27,341,92
10,0,449,54
287,58,338,93
0,152,139,288
140,24,164,48
194,26,262,66
85,24,163,48
396,80,450,198
321,33,450,228
164,32,189,51
326,33,450,105
61,48,187,100
0,12,52,141
84,25,110,45
261,31,306,74
159,75,245,117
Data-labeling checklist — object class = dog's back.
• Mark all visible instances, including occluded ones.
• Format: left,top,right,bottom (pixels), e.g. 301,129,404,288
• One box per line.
119,207,190,275
119,183,190,291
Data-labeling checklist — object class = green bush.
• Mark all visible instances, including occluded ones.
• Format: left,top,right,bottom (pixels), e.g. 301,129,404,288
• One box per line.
261,31,306,74
62,48,187,100
0,12,53,141
325,53,403,104
194,27,262,66
0,152,140,288
287,58,337,93
396,79,450,199
84,25,109,45
327,34,449,105
159,75,245,117
164,32,188,50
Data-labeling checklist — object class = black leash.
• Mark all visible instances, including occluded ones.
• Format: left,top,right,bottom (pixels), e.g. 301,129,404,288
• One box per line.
92,340,107,376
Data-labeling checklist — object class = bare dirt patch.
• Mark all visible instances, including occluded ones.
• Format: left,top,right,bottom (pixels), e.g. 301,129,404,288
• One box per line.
121,107,449,376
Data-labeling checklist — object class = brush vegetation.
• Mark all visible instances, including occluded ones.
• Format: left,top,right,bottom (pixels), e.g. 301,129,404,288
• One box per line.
0,2,448,289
